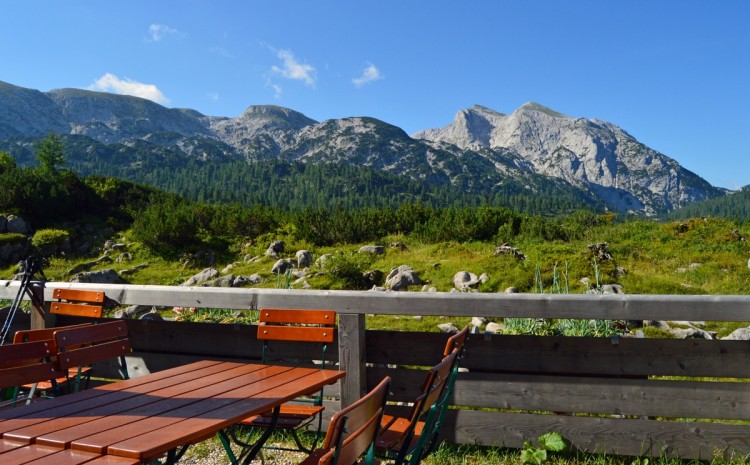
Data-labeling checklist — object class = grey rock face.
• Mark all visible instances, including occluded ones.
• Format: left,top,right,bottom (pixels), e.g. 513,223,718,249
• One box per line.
358,245,385,255
414,103,724,215
266,241,285,258
384,265,423,291
722,327,750,340
181,268,219,286
453,271,480,291
5,215,29,234
271,258,294,275
296,250,312,268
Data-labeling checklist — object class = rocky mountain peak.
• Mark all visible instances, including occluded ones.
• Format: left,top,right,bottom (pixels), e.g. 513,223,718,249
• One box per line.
515,102,567,118
414,102,724,214
239,105,317,129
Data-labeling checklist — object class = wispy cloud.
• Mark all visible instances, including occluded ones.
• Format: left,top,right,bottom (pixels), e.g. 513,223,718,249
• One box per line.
209,46,235,59
148,24,183,42
353,63,384,87
264,75,283,99
88,73,169,104
271,49,316,87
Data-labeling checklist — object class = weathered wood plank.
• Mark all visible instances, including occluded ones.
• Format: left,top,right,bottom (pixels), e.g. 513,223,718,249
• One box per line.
451,373,750,421
4,281,750,321
442,410,750,461
365,330,451,365
338,313,366,407
466,334,750,378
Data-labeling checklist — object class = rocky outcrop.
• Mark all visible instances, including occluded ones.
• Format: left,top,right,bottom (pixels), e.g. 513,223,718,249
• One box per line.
414,103,725,215
384,265,423,291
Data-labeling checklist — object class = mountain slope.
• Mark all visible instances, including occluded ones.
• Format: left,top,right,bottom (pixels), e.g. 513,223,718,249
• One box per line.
0,80,726,215
414,103,725,214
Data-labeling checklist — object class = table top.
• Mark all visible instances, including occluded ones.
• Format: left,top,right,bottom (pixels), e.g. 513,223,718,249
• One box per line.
0,360,345,462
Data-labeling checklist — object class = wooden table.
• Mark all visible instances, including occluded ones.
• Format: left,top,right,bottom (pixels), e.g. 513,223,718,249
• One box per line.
0,360,345,464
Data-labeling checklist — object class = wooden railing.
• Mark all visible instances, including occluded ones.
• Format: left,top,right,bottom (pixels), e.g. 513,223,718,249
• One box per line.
2,280,750,460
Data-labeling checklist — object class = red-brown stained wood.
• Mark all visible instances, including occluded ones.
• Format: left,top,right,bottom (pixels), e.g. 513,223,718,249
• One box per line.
257,325,334,343
53,289,105,303
50,303,103,318
259,309,335,325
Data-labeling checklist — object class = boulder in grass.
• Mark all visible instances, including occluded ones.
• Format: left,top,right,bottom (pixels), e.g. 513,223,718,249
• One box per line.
296,250,312,268
438,323,458,333
722,327,750,341
70,268,127,284
385,265,423,291
181,268,219,286
358,245,385,255
271,258,294,275
265,240,285,258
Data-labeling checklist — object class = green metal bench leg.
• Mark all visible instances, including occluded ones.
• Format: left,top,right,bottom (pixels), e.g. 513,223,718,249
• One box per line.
219,405,281,465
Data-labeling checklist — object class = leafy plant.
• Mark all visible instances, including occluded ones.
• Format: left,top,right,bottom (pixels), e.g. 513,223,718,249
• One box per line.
520,432,566,465
277,268,292,289
322,252,373,290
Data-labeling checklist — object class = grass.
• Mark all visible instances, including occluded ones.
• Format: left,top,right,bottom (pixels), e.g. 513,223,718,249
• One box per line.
179,432,750,465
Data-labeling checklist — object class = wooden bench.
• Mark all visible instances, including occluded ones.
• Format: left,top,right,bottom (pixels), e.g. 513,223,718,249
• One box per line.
225,308,337,455
54,320,132,392
0,340,64,407
376,348,460,465
301,376,391,465
12,323,94,394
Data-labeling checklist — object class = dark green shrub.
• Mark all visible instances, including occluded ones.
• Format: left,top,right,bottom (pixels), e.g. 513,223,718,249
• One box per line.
131,196,201,255
322,253,373,290
31,229,70,257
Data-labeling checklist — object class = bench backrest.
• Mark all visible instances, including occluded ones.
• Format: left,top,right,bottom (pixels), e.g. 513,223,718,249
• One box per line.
257,308,336,364
13,323,92,346
410,348,458,425
443,325,469,357
320,376,391,465
0,340,62,389
54,320,131,372
50,288,105,318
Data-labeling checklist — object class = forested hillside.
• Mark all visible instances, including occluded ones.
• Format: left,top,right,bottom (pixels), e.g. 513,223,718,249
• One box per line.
2,133,601,214
668,185,750,221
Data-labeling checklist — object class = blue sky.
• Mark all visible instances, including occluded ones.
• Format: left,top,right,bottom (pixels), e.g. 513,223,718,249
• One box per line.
2,1,749,189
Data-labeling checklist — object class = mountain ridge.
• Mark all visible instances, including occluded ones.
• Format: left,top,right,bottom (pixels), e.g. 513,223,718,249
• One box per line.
0,80,727,215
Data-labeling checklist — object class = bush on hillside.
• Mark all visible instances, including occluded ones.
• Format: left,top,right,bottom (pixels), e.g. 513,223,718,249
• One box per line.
31,228,70,257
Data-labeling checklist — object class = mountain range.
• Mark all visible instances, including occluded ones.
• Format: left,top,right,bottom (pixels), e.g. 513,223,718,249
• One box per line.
0,80,726,215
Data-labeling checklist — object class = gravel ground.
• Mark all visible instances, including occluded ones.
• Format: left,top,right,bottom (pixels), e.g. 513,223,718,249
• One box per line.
178,449,306,465
174,439,309,465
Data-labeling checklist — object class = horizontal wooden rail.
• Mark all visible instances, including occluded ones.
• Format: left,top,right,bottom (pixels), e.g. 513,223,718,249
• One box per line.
2,280,750,321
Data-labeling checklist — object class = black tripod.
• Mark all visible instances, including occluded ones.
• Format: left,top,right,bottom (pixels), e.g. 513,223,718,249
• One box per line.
1,256,46,345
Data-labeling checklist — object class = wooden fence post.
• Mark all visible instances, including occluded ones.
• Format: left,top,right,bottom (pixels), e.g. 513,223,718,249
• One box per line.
29,284,51,330
337,313,366,407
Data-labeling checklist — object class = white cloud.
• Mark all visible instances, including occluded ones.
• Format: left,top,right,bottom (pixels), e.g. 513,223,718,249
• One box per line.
88,73,169,104
209,46,234,59
148,24,182,42
271,49,316,87
353,63,384,87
